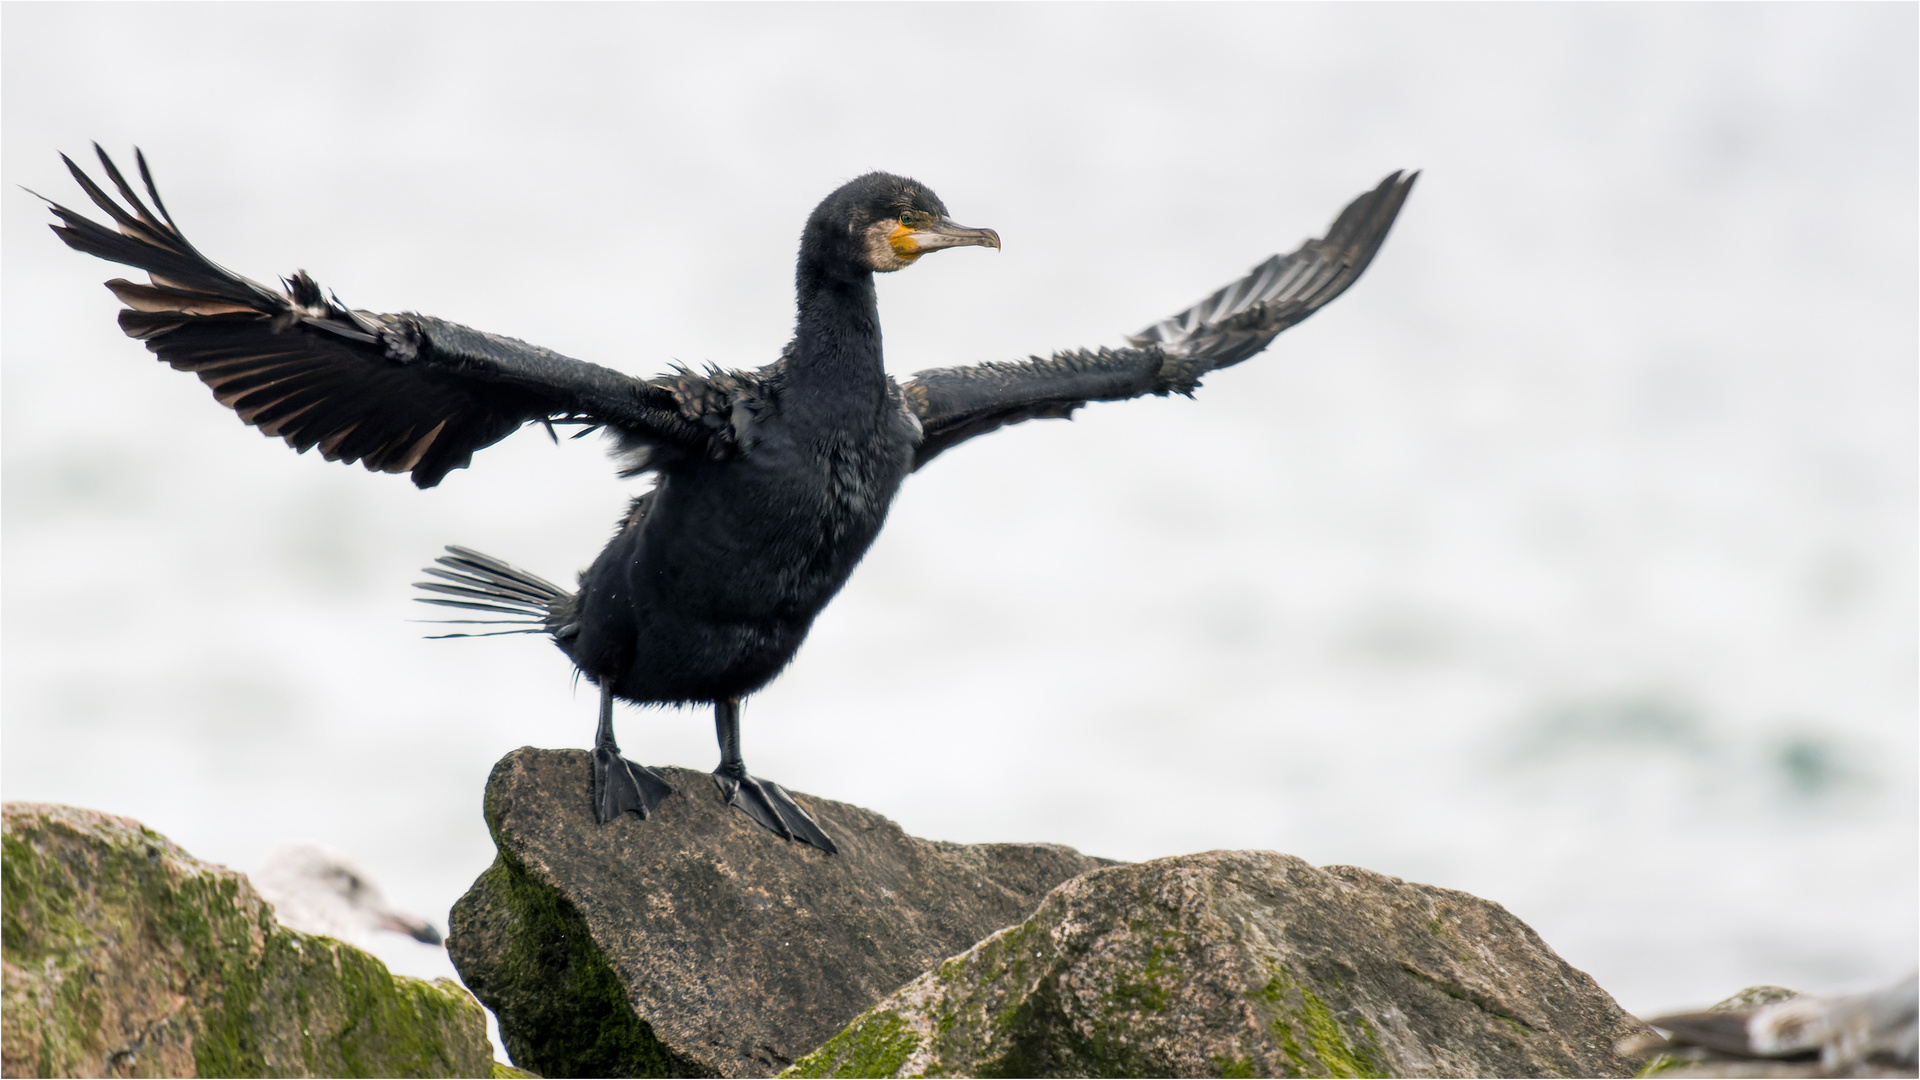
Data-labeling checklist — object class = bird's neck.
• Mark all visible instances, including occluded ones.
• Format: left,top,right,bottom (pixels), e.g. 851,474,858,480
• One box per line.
790,263,885,393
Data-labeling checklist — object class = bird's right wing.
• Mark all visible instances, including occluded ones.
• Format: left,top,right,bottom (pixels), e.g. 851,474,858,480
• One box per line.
900,170,1416,469
44,146,719,488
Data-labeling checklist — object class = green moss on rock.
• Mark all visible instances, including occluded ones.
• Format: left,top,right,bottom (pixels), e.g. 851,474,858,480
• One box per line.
1211,1055,1259,1078
784,1008,923,1079
1634,1052,1688,1077
446,749,1110,1079
1257,968,1389,1079
450,850,710,1078
779,851,1643,1079
2,802,494,1078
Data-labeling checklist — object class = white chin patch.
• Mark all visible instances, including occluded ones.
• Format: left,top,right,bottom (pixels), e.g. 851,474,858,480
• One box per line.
863,219,917,272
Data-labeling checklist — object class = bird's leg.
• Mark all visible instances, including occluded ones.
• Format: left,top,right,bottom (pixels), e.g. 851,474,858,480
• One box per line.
590,680,675,824
710,698,837,854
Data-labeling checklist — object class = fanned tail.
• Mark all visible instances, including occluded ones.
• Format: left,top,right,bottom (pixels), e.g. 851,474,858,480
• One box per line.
413,545,577,640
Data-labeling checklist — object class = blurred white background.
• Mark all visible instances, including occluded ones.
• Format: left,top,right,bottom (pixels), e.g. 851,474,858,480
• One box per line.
5,2,1913,1026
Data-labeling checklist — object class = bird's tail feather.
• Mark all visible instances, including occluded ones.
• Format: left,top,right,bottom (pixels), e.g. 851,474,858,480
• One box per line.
413,545,575,640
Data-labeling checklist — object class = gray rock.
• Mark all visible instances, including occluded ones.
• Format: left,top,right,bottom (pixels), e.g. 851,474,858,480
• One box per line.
1,802,493,1079
785,850,1647,1079
448,747,1109,1078
1713,987,1805,1012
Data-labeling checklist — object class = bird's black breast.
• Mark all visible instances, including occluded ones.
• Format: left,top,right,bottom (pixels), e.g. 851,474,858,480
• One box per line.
574,381,920,704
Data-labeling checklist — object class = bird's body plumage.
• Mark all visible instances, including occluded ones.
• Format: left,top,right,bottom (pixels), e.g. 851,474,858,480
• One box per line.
575,353,921,704
45,149,1416,851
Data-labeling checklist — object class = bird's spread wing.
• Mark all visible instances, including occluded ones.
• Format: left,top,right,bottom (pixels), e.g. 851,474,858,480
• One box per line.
900,170,1417,470
44,146,718,488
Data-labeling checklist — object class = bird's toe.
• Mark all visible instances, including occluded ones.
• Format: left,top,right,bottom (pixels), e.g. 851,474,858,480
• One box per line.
593,747,675,823
713,768,836,853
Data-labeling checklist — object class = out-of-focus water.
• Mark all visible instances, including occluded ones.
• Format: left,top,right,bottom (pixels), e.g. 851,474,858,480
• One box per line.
5,4,1913,1026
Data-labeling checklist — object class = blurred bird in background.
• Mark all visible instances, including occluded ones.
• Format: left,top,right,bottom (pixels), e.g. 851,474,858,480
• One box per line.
1622,974,1918,1078
251,842,444,947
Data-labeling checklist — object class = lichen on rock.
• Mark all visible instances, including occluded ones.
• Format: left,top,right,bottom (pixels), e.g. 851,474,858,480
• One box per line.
784,850,1649,1079
2,801,493,1078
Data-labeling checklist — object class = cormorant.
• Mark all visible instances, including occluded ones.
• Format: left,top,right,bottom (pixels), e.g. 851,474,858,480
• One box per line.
44,147,1416,854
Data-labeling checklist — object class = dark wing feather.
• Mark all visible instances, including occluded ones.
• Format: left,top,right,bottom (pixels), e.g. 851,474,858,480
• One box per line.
45,146,714,488
901,171,1417,470
902,347,1169,466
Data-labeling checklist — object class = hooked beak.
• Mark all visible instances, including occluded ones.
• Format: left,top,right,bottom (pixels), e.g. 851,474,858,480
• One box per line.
890,217,1002,260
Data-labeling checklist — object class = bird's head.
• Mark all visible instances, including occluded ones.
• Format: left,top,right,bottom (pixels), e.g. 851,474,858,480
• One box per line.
801,172,1000,278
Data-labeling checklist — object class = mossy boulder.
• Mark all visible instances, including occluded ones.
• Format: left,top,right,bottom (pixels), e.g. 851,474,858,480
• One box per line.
1,802,493,1078
785,850,1649,1078
448,748,1110,1078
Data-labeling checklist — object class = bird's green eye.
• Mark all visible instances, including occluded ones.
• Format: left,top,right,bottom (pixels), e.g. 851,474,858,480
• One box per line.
900,210,924,228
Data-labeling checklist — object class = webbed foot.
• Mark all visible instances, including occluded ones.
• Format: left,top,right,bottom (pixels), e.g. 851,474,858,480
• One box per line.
592,745,675,824
712,765,838,854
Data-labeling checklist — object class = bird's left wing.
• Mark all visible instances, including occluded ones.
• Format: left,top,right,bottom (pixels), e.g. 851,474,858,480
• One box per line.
900,170,1416,470
43,146,715,488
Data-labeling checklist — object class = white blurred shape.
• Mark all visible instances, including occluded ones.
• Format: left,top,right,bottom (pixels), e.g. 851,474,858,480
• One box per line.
251,842,444,947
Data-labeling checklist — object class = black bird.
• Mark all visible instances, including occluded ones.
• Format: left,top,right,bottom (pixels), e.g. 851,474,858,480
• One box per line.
44,147,1416,854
